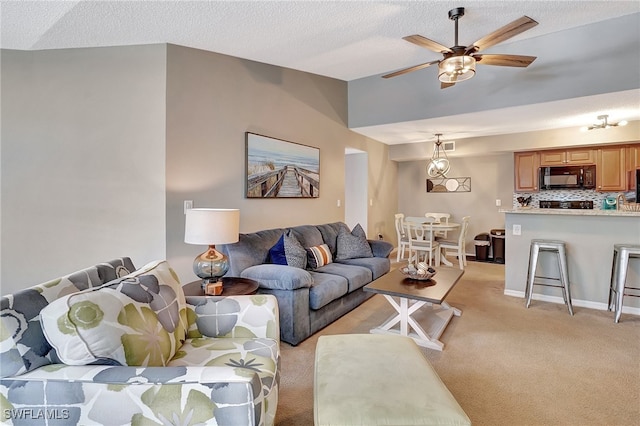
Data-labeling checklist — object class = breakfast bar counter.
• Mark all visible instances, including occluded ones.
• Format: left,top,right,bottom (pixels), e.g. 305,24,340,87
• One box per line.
500,209,640,315
502,208,640,217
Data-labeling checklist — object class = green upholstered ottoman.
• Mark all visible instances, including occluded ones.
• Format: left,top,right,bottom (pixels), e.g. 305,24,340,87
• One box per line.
314,334,471,425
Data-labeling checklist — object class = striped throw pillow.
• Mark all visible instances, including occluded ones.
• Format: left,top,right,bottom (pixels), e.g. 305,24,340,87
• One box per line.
306,244,333,269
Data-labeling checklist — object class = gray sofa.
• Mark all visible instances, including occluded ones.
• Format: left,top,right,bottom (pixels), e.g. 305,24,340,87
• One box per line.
219,222,393,345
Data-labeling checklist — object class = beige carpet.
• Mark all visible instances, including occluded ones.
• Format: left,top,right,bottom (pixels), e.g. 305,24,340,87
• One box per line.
274,260,640,426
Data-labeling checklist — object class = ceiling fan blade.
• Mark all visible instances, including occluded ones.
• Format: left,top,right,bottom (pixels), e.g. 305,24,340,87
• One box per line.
382,60,440,79
403,35,452,53
474,54,537,67
470,16,538,52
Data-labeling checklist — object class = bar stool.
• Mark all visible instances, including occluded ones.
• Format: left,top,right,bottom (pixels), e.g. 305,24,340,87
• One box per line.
608,244,640,323
525,239,573,315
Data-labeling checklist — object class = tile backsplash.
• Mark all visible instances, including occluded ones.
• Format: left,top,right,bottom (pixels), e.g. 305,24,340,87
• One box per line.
513,190,635,210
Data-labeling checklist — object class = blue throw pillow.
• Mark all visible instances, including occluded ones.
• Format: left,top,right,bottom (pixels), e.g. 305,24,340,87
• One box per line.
269,230,307,269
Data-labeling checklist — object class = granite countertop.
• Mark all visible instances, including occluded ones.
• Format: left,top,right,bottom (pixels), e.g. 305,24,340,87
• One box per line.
500,208,640,217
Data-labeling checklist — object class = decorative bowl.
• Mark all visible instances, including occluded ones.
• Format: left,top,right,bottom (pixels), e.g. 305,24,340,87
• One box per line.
400,264,437,281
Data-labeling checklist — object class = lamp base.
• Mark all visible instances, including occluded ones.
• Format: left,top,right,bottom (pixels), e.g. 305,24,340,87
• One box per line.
193,245,229,291
203,281,224,296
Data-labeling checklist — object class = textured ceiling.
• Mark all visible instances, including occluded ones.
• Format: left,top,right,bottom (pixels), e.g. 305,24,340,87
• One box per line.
1,0,639,143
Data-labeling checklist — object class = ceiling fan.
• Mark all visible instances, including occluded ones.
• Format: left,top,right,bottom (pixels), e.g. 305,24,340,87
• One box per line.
383,7,538,89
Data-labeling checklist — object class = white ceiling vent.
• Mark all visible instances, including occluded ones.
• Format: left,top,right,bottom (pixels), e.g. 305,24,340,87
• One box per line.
440,141,455,152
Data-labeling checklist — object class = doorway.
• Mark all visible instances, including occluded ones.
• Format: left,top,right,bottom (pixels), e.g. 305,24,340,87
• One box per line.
345,148,368,233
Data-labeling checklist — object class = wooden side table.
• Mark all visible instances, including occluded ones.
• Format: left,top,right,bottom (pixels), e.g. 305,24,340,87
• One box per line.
182,277,259,297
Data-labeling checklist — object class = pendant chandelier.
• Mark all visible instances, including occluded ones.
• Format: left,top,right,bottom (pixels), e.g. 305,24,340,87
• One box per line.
426,134,451,178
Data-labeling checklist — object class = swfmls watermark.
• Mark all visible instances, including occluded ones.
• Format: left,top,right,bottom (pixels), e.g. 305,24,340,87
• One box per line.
4,408,70,420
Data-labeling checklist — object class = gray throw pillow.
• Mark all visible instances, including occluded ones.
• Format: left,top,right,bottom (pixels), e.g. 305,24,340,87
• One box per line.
335,224,373,260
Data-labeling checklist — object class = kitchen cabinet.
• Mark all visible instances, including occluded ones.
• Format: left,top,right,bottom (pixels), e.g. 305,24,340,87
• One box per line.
626,144,640,191
597,146,626,191
514,152,539,192
539,148,595,166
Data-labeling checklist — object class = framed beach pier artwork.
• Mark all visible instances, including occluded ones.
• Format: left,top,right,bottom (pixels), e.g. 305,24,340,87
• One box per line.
245,132,320,198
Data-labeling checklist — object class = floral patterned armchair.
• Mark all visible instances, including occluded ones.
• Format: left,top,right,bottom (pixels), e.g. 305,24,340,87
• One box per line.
0,258,280,426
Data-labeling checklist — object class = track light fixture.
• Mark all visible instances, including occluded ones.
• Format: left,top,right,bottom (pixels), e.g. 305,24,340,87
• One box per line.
581,115,628,132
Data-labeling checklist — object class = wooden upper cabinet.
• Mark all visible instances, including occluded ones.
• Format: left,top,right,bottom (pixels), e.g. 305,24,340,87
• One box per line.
626,143,640,191
597,146,626,191
514,144,637,193
514,152,539,192
538,150,565,166
539,148,595,166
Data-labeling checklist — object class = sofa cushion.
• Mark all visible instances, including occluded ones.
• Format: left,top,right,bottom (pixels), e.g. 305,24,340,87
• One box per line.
290,225,325,248
219,228,285,277
41,260,188,367
308,273,349,310
315,263,372,293
316,222,348,256
337,257,391,280
307,244,333,270
241,264,313,290
269,230,307,269
336,224,373,260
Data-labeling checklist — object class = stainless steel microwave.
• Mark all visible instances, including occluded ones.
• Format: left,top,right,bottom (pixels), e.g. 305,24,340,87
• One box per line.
539,165,596,190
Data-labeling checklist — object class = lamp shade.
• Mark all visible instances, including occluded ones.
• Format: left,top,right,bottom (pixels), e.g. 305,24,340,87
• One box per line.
185,208,240,245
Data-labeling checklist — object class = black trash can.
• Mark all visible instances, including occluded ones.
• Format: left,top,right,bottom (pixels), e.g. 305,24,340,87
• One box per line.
491,229,506,264
474,233,491,261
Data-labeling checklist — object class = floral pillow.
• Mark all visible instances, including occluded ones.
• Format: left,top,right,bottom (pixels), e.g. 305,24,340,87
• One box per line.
41,260,188,367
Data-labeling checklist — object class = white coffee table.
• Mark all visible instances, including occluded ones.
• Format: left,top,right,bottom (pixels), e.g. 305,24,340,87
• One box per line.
363,267,464,351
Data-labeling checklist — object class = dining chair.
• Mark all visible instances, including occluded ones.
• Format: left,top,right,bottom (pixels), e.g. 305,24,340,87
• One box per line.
438,216,471,270
425,212,451,239
405,220,441,267
394,213,410,262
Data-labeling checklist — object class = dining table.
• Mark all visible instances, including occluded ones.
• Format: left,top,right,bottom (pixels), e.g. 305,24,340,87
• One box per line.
404,217,461,267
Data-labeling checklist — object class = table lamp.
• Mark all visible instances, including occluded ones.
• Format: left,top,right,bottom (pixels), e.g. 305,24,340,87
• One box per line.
184,208,240,292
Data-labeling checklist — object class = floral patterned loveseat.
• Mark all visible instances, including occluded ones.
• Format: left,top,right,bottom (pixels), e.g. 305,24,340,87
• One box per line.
0,258,280,426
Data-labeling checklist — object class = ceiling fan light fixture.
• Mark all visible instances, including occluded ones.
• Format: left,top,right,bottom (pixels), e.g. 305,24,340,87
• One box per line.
438,55,476,83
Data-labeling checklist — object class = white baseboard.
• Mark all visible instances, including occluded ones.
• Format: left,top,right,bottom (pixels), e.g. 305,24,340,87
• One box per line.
503,289,640,316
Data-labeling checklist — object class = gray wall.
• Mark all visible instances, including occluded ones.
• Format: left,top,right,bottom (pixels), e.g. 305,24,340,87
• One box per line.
348,13,640,129
345,152,368,232
389,122,640,162
164,45,398,284
397,153,514,255
0,44,399,293
1,46,167,295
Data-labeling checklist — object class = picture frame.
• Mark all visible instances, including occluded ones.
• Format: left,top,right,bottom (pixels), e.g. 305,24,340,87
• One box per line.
246,132,320,198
